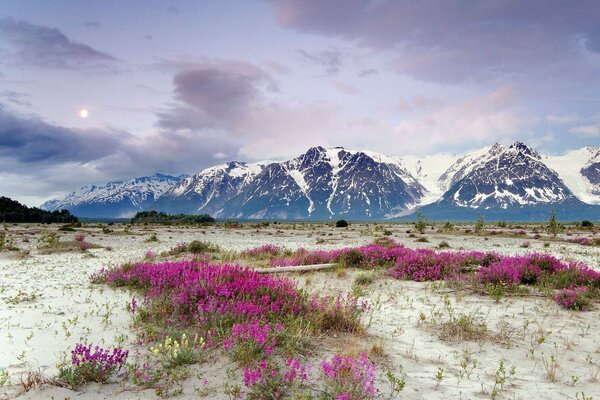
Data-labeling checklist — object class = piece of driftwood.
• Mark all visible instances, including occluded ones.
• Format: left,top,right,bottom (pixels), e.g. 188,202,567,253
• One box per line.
256,263,336,274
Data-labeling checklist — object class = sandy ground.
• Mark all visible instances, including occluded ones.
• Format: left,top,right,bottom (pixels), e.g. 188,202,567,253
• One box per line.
1,223,599,399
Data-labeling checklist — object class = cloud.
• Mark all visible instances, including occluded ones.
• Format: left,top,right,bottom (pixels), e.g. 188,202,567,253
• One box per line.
0,105,128,163
272,1,600,83
296,48,344,75
0,90,31,106
358,68,378,77
0,18,116,69
0,104,243,204
331,81,359,95
570,125,600,137
390,86,522,152
397,95,444,112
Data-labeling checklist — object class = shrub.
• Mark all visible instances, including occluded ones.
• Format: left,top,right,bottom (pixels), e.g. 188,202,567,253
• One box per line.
441,222,454,233
340,249,365,267
187,240,220,254
243,358,310,400
241,244,282,258
58,343,128,388
37,231,58,248
474,214,485,234
150,333,204,368
320,352,378,400
554,287,590,311
336,219,349,228
546,208,561,237
414,211,427,234
581,220,594,228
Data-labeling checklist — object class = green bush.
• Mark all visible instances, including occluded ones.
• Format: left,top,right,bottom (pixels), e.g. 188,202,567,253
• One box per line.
335,219,349,228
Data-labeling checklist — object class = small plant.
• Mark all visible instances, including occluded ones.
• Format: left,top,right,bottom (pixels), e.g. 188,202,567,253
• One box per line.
415,237,429,243
336,219,349,228
321,352,378,400
542,354,559,382
437,241,450,249
474,214,485,234
150,333,204,368
414,211,427,234
243,358,310,400
434,367,444,390
74,234,86,242
58,343,129,388
546,208,561,237
146,233,158,242
0,370,8,386
554,287,590,311
386,369,406,399
37,231,59,248
187,240,220,253
354,272,375,286
441,221,454,232
127,362,161,387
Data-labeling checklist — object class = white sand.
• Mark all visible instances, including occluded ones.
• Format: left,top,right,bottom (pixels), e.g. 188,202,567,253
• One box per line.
1,223,599,399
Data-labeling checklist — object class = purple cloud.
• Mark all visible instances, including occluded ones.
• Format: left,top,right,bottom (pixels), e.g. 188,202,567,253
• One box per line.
296,48,344,75
0,105,128,163
0,18,115,69
272,1,600,83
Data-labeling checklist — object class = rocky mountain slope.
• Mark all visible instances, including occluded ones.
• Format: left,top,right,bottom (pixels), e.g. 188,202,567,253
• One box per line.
41,143,600,220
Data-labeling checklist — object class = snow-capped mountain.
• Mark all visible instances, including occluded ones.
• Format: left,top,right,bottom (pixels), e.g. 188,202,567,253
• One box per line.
216,147,426,219
544,146,600,205
41,173,184,218
419,142,600,220
41,142,600,220
153,161,267,215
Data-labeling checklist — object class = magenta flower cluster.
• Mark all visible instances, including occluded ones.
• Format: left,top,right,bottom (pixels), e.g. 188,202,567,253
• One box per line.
241,244,282,257
321,352,378,400
95,260,367,363
243,358,310,387
477,253,600,287
227,320,283,356
554,287,589,310
269,241,600,289
567,237,593,246
70,343,129,372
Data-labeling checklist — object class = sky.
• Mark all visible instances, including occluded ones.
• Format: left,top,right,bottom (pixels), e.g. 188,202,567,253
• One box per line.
1,0,599,206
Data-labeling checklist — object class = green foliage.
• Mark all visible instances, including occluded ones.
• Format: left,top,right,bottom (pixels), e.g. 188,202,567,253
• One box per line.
335,219,349,228
546,208,561,237
131,210,215,225
187,240,220,254
414,211,427,234
340,249,364,267
0,196,78,223
581,220,594,228
37,231,59,248
474,214,485,234
441,221,454,233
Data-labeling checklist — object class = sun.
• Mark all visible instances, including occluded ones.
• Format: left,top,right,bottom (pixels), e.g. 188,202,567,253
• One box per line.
79,109,89,119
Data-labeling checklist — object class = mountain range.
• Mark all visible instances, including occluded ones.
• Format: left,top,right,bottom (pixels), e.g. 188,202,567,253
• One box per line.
40,142,600,221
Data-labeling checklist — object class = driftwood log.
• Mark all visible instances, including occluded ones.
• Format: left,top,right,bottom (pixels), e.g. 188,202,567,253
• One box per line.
255,263,336,274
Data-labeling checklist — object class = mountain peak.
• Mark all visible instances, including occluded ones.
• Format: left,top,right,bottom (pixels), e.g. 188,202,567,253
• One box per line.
508,141,540,159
